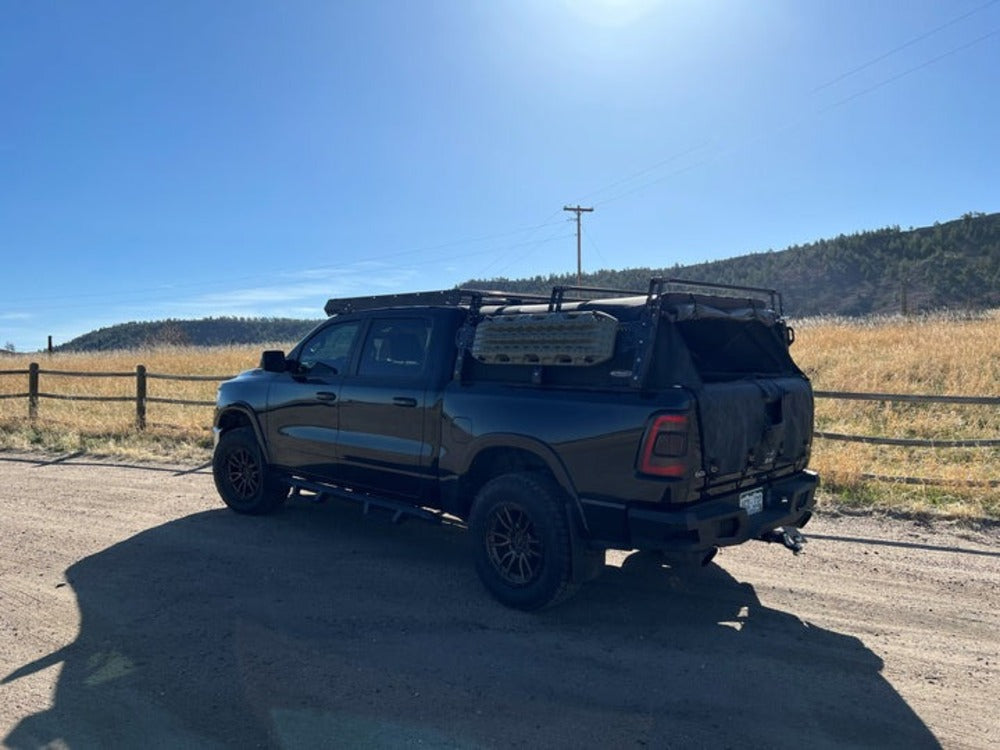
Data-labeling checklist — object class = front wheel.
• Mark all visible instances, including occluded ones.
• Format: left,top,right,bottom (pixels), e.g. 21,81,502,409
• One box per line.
469,473,577,610
213,427,287,515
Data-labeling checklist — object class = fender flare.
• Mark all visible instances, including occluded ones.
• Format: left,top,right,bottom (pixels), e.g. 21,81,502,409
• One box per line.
215,403,271,463
454,433,589,534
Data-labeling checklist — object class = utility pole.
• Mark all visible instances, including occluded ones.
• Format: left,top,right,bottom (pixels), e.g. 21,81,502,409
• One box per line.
563,205,593,285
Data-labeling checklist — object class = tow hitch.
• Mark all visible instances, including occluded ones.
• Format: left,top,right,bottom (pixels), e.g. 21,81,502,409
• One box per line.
760,526,807,554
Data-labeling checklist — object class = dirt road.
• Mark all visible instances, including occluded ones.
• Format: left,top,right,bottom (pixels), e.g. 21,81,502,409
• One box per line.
1,452,997,749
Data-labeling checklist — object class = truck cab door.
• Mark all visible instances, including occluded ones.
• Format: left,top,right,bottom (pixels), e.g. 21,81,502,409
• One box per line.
264,319,362,474
334,316,434,499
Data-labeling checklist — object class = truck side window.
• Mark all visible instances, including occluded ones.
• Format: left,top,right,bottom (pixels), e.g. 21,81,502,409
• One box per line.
358,318,430,377
299,321,361,375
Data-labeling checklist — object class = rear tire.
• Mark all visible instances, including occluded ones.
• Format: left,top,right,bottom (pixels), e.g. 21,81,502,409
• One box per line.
469,473,577,610
213,427,287,515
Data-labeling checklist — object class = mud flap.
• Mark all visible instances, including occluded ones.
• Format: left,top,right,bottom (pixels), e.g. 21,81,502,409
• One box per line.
567,504,606,583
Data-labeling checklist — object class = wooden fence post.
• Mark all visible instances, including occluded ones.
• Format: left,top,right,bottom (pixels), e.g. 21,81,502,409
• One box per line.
136,365,147,431
28,362,39,422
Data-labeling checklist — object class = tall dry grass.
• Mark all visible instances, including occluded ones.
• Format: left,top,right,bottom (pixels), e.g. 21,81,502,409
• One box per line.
791,310,999,518
1,312,997,517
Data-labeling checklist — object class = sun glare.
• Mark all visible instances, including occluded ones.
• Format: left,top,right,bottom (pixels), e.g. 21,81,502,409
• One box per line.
566,0,667,28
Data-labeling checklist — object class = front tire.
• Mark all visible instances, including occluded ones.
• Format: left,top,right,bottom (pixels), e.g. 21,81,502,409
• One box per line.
213,427,287,515
469,473,577,610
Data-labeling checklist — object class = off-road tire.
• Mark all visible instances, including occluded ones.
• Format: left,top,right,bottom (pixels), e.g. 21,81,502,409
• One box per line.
469,472,578,611
213,427,288,515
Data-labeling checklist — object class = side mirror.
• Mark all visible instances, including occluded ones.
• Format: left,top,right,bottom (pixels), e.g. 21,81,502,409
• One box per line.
260,350,287,373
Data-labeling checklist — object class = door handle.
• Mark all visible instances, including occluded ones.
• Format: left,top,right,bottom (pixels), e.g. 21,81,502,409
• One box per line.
315,391,337,402
392,396,418,408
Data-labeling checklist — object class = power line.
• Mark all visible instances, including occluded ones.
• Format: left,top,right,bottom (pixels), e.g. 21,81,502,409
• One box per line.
1,219,568,309
594,159,708,208
821,26,1000,112
810,0,1000,94
578,140,713,204
468,205,570,281
582,225,610,269
473,227,576,281
583,7,1000,209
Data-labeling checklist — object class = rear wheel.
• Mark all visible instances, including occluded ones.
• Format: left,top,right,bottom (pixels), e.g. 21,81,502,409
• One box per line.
469,473,577,610
213,427,287,515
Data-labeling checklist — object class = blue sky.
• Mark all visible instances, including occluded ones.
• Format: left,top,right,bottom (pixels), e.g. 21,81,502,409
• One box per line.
2,0,998,351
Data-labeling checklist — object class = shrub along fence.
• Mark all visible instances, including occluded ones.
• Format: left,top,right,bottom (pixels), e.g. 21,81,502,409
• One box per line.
1,364,998,486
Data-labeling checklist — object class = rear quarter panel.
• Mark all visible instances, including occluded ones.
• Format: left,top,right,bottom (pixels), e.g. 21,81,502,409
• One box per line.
441,382,693,504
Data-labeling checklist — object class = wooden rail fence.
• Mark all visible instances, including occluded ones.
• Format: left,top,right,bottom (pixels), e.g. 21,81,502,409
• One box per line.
1,365,998,482
0,363,225,430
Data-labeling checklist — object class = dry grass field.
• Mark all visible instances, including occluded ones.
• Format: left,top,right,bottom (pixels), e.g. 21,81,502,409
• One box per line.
1,312,997,518
792,310,999,518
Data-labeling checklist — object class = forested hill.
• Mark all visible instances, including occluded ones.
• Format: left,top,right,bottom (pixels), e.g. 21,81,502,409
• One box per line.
464,212,1000,317
56,317,320,352
52,212,998,351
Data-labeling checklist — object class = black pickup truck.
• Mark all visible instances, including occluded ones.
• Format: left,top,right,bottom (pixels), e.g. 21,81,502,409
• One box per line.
212,279,818,609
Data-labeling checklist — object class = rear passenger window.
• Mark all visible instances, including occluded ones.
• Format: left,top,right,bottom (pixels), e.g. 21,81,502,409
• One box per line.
358,318,431,377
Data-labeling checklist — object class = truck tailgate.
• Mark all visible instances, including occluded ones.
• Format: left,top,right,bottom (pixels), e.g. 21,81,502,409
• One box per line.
694,376,813,486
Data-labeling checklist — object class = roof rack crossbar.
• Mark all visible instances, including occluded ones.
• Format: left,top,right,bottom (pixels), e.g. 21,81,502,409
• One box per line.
548,284,645,311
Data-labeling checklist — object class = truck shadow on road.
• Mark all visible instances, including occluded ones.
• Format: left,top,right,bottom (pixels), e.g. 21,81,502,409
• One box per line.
4,498,940,749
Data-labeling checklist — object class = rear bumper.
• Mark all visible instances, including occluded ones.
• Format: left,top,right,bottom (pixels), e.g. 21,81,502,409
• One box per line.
581,470,819,552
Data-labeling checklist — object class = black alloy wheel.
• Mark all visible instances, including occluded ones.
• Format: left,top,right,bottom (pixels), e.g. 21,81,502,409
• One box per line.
484,501,543,586
223,444,262,501
212,427,287,515
469,472,577,610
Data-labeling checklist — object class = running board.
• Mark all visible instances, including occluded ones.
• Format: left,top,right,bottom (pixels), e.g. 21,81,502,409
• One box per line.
287,477,443,524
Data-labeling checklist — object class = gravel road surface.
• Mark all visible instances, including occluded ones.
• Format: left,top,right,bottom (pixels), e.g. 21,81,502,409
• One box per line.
1,452,997,749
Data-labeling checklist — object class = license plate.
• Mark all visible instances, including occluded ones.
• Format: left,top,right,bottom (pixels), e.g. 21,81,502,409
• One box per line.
739,488,764,515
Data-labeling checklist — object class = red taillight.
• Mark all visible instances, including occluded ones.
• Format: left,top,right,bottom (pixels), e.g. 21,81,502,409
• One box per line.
638,413,689,477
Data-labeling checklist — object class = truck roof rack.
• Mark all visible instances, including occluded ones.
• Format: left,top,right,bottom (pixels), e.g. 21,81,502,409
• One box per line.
544,278,783,390
549,278,782,315
325,278,782,317
324,288,552,317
